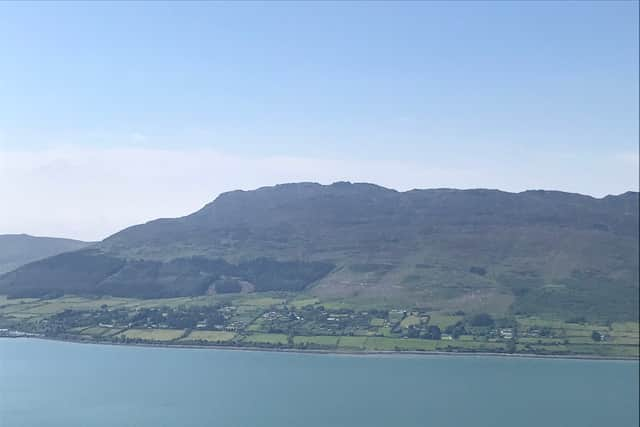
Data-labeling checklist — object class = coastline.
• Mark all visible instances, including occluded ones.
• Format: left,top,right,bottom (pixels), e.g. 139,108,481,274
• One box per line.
9,335,638,362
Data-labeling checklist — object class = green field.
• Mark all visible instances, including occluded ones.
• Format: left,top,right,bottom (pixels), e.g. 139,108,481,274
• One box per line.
400,315,422,328
245,318,266,332
518,337,564,345
116,328,185,342
0,295,132,319
337,336,368,349
427,313,464,328
611,322,640,333
517,344,570,353
0,296,39,306
293,335,339,347
365,337,441,351
610,335,639,346
289,297,320,308
388,310,405,325
369,318,385,327
232,296,285,308
243,333,289,345
182,330,236,342
78,326,117,337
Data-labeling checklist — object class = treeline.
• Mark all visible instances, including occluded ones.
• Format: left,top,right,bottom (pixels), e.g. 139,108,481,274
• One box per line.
0,249,334,298
43,305,230,333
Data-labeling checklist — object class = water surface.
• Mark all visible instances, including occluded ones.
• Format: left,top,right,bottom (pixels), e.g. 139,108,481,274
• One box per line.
1,339,638,427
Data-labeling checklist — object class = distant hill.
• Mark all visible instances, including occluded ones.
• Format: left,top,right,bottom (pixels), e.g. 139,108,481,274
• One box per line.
0,234,92,274
1,183,638,321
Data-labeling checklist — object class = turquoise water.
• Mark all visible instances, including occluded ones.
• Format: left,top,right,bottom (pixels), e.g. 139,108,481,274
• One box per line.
0,339,638,427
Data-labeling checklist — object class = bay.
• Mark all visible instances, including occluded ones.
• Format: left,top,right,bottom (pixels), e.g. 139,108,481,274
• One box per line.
1,339,638,427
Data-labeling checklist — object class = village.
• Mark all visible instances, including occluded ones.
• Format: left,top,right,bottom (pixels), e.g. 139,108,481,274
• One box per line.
18,301,523,346
0,292,632,357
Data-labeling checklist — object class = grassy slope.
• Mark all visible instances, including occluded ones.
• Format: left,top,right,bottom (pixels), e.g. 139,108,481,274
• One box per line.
0,234,91,274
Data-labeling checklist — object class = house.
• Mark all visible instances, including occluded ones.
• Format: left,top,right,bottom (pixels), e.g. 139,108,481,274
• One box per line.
499,328,514,339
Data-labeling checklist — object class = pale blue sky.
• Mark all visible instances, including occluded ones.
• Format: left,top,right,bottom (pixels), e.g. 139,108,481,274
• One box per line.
0,1,638,239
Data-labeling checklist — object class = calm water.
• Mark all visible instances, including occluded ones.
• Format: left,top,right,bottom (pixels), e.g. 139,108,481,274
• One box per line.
0,339,638,427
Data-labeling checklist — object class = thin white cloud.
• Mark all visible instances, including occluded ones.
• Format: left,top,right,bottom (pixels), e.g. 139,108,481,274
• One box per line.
0,147,637,241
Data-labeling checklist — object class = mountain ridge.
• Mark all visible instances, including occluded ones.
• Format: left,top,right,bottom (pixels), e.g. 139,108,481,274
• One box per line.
102,183,640,240
0,234,92,274
1,183,638,321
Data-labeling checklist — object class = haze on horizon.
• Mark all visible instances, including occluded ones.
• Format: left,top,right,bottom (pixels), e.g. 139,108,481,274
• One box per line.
0,1,638,241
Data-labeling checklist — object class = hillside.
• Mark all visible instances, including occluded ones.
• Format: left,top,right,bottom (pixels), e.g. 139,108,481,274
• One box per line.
1,183,638,321
0,234,92,274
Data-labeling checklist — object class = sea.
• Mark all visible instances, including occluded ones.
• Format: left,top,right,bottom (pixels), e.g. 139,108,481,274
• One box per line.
0,339,638,427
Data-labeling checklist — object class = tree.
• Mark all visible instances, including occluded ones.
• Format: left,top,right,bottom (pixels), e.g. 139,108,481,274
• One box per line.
407,325,420,338
469,313,494,327
423,325,441,340
591,331,602,342
445,321,466,339
469,266,487,276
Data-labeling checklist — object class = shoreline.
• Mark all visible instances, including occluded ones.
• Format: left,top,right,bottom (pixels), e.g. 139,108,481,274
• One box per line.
9,335,638,362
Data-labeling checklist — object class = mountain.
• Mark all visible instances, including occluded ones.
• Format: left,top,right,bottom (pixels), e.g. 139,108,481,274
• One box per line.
0,234,92,274
1,183,638,321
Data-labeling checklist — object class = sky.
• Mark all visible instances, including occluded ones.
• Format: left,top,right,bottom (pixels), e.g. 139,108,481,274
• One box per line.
0,1,638,241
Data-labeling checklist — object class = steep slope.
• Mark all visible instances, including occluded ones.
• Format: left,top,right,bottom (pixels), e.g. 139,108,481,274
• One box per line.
0,234,92,274
1,183,637,321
